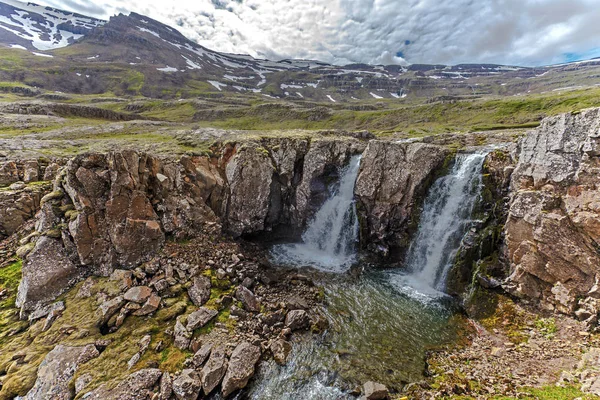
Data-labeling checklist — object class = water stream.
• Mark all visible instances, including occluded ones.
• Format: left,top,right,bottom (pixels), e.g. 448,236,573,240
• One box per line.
255,151,488,398
270,155,361,272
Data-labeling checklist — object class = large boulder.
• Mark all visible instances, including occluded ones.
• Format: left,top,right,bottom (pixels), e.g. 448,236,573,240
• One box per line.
504,108,600,320
221,342,261,397
26,344,99,400
201,345,228,394
355,140,450,258
187,275,211,307
172,369,202,400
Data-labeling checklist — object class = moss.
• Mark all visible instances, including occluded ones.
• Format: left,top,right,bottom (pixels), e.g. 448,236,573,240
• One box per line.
40,190,63,205
535,317,557,339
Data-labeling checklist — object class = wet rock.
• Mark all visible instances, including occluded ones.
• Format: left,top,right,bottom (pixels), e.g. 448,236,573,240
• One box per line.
124,286,152,303
172,369,202,400
222,342,261,397
355,140,450,257
188,275,211,307
363,381,389,400
285,309,310,331
26,344,99,400
186,307,218,331
201,345,228,394
270,339,292,365
83,368,163,400
236,286,260,312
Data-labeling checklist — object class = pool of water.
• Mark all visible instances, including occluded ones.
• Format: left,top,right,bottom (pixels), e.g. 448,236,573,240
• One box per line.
246,267,465,399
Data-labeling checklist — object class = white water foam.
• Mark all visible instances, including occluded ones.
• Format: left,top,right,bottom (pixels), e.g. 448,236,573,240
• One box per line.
270,155,361,272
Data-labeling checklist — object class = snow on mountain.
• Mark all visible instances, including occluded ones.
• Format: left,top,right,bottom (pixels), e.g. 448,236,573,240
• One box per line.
0,0,105,50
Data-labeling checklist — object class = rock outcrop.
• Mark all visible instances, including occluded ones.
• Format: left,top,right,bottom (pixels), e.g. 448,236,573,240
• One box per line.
224,137,365,237
355,140,450,258
504,108,600,325
16,150,224,312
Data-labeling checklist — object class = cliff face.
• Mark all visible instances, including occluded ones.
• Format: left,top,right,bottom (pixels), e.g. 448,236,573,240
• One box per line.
16,151,224,311
14,138,368,312
223,138,366,237
354,140,450,259
504,108,600,325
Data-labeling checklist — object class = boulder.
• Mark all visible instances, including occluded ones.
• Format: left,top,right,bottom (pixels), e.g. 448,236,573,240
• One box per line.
221,342,261,397
188,275,211,307
16,236,80,312
133,293,161,316
270,339,292,365
172,369,202,400
235,286,260,312
26,344,99,400
124,286,152,303
174,317,192,349
186,307,218,331
285,309,310,331
159,372,173,400
363,381,389,400
191,343,213,368
82,368,163,400
96,295,126,326
201,345,228,394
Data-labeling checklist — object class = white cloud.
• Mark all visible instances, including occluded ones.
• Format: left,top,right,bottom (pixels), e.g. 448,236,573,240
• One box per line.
37,0,600,66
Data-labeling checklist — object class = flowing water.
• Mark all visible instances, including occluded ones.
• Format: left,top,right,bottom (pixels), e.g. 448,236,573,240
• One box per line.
253,152,487,398
270,155,361,272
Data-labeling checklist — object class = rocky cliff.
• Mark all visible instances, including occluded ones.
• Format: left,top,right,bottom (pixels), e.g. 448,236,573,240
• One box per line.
355,140,450,259
14,137,369,313
504,108,600,327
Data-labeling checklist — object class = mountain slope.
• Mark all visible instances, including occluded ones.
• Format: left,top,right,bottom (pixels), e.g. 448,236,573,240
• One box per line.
0,0,598,103
0,0,104,50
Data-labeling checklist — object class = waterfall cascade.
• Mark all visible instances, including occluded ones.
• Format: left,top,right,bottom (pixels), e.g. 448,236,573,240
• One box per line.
404,151,487,290
270,155,361,272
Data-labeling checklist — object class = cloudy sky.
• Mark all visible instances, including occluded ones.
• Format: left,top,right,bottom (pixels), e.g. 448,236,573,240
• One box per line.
40,0,600,66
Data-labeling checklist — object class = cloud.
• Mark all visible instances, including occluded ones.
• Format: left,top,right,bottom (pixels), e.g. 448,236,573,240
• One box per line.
38,0,600,66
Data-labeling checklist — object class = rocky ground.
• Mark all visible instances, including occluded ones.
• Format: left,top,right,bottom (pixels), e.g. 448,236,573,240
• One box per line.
0,218,326,399
405,295,600,399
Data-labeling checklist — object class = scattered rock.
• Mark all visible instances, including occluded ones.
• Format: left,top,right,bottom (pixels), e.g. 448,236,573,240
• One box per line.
174,317,192,350
172,369,202,400
363,381,389,400
186,307,218,331
83,368,162,399
285,309,310,331
222,342,261,397
133,293,161,316
236,286,260,312
188,275,211,307
201,345,228,394
192,343,213,368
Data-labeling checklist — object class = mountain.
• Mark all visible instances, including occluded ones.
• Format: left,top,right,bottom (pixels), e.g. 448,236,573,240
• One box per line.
0,0,599,102
0,0,104,50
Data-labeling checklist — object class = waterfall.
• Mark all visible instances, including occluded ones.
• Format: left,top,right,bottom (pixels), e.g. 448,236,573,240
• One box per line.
270,155,361,272
404,152,487,290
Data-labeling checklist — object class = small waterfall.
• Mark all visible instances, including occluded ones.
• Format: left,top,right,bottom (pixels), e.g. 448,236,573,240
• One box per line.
270,155,361,272
405,152,487,291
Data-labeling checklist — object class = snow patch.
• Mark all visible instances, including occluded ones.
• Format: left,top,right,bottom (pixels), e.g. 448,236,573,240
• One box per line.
157,66,178,72
208,80,227,91
32,52,53,58
326,95,336,102
370,92,383,99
